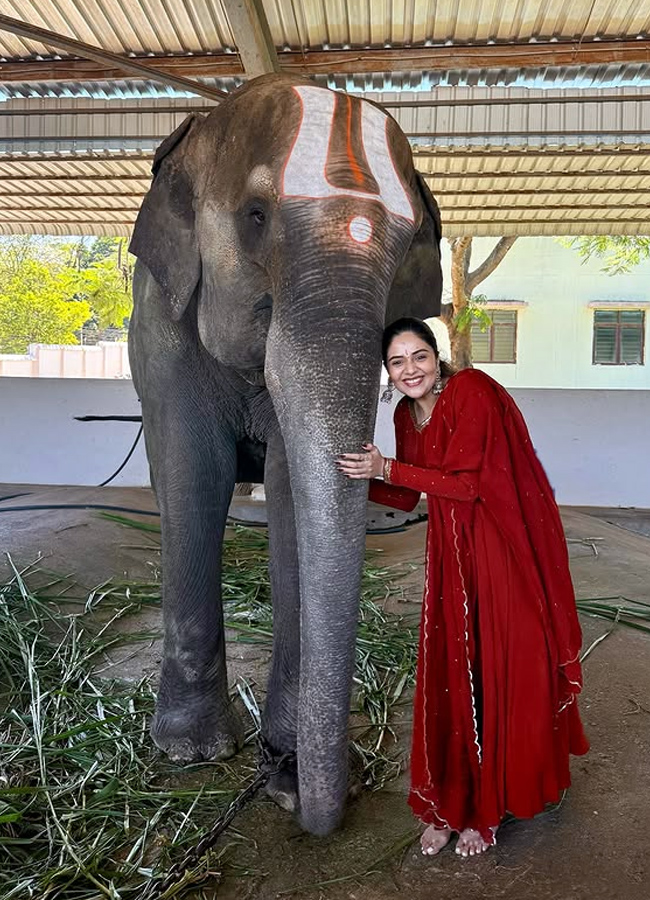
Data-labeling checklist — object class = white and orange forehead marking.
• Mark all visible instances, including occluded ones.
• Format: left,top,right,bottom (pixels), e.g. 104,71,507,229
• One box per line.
348,215,373,243
281,85,415,237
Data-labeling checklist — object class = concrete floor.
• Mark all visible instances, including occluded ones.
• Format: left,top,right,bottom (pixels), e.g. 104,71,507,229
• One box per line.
1,484,649,899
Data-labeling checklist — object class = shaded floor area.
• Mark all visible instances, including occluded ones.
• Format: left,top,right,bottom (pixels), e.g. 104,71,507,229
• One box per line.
0,484,648,899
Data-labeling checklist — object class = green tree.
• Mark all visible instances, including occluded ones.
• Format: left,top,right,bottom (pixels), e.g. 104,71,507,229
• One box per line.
0,236,134,351
561,236,650,275
0,260,90,353
70,237,134,330
65,235,126,271
80,257,133,330
0,235,67,276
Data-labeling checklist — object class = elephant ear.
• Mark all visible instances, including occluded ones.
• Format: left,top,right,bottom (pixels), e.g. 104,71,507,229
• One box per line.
385,171,443,324
129,114,204,320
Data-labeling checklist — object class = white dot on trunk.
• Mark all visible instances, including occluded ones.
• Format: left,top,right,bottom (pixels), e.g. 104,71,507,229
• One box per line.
348,215,372,243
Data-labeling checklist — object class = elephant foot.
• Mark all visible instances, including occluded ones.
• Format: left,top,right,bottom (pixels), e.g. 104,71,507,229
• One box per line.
151,704,244,764
265,763,299,813
262,745,363,820
260,739,299,812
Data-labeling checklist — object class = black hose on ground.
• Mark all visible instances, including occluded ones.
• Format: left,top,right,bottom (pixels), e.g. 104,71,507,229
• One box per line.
0,503,159,516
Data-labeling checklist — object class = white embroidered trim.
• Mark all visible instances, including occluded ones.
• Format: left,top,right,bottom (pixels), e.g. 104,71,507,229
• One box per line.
451,506,482,765
421,536,434,788
558,694,576,714
558,660,582,713
413,538,453,829
411,787,452,829
559,651,580,667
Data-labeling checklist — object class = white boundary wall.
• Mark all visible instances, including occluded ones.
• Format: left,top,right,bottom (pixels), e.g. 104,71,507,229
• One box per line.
0,342,130,378
1,377,648,508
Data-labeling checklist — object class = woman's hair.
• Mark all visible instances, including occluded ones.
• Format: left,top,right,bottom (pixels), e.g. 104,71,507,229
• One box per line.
382,317,455,378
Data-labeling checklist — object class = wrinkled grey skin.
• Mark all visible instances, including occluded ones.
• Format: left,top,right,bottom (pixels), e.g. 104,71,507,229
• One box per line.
128,73,442,836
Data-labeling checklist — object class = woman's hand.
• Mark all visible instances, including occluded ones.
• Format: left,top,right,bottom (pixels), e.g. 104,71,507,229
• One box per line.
337,443,384,480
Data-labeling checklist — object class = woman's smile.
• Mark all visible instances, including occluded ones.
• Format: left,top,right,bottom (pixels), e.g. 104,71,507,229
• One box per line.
386,332,438,399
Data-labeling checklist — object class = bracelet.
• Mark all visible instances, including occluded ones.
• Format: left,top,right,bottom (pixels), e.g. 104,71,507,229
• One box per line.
383,457,394,483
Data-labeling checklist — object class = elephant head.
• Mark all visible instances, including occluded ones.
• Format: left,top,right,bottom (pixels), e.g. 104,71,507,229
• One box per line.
130,74,441,835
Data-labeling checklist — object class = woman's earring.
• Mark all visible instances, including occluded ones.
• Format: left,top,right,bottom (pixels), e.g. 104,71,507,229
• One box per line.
380,379,395,404
432,363,443,395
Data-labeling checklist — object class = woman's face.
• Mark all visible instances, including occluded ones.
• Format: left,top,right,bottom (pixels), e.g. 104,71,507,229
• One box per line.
386,331,438,400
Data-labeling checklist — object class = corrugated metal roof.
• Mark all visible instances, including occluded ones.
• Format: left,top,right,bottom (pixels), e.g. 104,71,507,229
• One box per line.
1,1,648,59
0,2,649,237
2,60,650,105
266,0,650,49
0,145,646,237
0,0,235,57
3,86,649,152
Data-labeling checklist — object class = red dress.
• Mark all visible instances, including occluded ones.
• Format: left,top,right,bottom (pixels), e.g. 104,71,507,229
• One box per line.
369,369,588,842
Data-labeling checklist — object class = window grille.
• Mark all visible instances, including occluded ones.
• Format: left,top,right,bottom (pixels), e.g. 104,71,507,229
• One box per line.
472,310,517,363
592,310,645,365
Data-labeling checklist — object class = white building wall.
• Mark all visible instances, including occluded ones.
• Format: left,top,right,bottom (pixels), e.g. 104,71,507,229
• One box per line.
0,342,131,378
0,378,150,488
441,237,650,389
1,377,649,508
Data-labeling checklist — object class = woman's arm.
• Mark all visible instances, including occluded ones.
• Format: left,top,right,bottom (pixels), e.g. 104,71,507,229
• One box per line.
340,377,492,504
368,477,421,512
382,457,478,501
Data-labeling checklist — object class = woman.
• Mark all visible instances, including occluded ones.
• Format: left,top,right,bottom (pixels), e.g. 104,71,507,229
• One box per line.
338,318,588,858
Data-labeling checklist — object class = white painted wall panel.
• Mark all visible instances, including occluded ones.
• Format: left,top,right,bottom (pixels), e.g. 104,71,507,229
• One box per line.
375,386,650,507
458,237,650,389
1,377,648,507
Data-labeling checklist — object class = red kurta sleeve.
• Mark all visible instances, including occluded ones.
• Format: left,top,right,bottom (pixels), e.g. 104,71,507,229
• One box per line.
368,477,420,511
368,400,421,512
384,376,494,501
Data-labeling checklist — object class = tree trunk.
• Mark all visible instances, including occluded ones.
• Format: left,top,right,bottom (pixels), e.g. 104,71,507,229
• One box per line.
444,236,518,370
446,237,473,369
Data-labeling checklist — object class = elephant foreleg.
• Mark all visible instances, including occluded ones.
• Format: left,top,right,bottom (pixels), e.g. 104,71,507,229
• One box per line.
151,427,244,764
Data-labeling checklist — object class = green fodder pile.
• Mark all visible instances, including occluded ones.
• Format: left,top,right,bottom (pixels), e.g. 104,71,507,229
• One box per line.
0,524,418,899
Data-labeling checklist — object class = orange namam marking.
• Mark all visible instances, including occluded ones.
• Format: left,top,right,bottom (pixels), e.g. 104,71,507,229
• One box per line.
345,94,366,189
281,85,415,225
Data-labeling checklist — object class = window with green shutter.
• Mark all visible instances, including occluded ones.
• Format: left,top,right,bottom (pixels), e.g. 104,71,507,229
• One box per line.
592,310,645,365
471,310,517,363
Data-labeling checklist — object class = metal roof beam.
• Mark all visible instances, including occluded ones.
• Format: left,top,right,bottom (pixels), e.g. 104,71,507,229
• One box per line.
0,93,647,118
430,187,650,196
420,170,650,180
222,0,280,77
4,202,643,213
1,39,650,83
0,13,227,101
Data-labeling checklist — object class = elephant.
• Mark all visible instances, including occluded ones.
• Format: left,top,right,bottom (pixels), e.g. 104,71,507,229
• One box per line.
128,73,442,837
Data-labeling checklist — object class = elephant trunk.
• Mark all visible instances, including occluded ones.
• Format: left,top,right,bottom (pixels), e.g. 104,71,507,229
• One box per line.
265,271,385,836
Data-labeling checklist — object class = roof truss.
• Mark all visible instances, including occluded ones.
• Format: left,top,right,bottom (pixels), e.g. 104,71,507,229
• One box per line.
0,37,650,85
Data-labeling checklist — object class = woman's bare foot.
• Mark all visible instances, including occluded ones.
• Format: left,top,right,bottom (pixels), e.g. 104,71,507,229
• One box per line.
420,825,453,856
455,826,498,858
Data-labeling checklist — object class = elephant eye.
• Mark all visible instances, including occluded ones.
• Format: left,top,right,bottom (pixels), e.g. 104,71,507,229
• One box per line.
250,207,266,226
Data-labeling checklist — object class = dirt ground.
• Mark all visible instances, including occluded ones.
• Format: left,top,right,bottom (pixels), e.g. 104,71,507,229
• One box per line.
1,483,649,900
